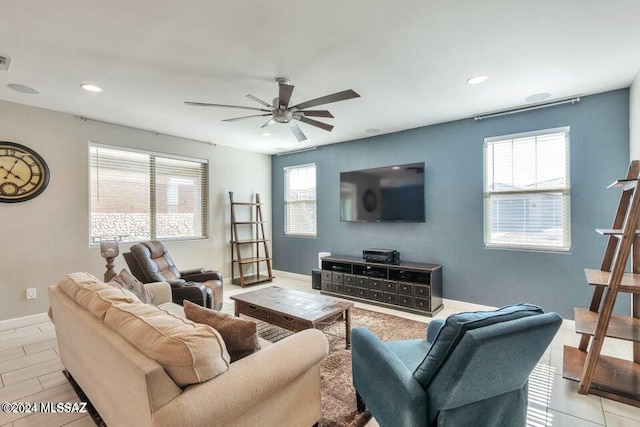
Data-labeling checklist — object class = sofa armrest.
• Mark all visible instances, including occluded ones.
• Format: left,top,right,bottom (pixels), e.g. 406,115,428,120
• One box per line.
182,270,223,283
144,282,172,305
154,329,329,426
351,327,427,427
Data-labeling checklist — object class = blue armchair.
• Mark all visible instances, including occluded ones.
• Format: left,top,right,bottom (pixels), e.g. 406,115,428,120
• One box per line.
351,303,562,427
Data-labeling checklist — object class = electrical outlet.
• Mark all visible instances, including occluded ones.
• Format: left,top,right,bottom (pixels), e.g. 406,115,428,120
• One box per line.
26,288,37,300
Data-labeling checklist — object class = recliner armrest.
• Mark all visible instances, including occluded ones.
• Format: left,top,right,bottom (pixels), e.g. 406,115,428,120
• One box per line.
351,327,427,427
180,268,206,276
426,318,445,343
143,282,172,305
182,270,223,283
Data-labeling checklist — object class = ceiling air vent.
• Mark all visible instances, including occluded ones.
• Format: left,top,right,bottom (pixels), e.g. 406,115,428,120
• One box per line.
0,55,12,71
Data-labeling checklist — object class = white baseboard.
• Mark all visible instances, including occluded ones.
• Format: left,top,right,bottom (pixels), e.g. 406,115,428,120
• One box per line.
442,298,497,312
0,312,49,331
272,270,311,281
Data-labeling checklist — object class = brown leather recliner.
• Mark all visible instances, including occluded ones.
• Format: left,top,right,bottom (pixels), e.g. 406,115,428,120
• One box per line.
124,240,223,311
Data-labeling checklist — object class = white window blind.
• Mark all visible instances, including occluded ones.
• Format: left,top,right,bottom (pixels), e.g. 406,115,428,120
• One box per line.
89,143,208,243
484,127,570,251
284,163,317,236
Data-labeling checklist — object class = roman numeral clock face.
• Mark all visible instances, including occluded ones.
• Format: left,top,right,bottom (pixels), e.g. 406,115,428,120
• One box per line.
0,142,50,203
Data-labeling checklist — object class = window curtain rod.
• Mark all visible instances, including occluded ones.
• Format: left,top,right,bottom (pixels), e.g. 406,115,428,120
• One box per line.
473,97,580,121
77,115,217,147
276,147,318,156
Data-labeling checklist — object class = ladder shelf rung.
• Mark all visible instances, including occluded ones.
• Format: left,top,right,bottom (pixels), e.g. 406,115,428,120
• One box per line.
234,221,265,225
584,268,640,293
231,239,269,244
574,308,640,342
607,179,638,190
234,257,272,264
595,228,640,236
563,346,640,405
232,202,263,206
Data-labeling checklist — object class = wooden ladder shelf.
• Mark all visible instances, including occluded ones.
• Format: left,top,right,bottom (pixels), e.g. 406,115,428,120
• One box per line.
229,192,274,287
562,160,640,407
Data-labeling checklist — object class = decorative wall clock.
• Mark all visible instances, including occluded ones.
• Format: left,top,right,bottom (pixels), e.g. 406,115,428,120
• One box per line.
0,141,50,203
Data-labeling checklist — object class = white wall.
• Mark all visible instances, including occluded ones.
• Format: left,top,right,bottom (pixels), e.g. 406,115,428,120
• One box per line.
0,99,271,321
630,69,640,160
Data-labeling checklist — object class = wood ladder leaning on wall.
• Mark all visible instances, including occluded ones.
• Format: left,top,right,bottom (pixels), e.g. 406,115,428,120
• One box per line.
563,160,640,406
229,192,274,287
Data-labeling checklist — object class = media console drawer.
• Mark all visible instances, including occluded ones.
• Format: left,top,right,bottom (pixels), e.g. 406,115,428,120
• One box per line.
414,285,431,298
398,282,413,295
369,279,384,291
356,276,370,288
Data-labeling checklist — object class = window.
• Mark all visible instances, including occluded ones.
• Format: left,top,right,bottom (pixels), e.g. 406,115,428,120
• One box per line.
484,127,570,251
284,163,316,236
89,143,208,243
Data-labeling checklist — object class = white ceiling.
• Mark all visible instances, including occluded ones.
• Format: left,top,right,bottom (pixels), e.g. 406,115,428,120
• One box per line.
1,0,639,154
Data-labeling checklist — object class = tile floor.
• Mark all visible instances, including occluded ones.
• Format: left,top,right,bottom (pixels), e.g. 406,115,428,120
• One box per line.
0,274,639,426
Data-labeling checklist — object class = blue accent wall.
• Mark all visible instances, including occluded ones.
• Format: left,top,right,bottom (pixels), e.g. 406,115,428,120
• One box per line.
271,90,630,318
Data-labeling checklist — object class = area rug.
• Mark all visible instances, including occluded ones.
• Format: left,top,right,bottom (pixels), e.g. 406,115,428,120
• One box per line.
254,308,429,427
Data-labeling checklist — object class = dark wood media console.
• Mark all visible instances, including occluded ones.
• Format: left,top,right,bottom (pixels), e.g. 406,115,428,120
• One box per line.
320,255,443,317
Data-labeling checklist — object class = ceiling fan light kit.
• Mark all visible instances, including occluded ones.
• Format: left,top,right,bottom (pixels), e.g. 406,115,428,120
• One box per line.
185,77,360,142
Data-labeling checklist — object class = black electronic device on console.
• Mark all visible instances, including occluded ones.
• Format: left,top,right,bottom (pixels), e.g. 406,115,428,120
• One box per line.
363,248,400,265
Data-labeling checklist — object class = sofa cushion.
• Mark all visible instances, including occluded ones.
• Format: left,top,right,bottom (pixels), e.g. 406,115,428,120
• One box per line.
104,302,230,387
183,300,261,362
108,269,154,304
58,272,140,320
413,303,544,388
58,272,103,300
76,281,141,320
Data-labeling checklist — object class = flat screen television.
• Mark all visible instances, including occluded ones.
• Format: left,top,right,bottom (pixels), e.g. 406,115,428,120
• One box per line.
340,162,425,222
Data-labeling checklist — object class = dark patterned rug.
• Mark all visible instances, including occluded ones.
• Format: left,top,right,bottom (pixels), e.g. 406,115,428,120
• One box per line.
254,307,429,427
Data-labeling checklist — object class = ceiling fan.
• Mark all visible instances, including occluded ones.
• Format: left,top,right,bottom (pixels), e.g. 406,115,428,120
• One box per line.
185,78,360,142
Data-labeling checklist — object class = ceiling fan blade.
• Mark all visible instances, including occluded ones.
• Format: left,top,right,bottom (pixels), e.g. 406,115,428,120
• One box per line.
222,114,271,122
246,94,273,109
288,121,307,142
294,116,334,132
261,119,276,128
290,89,360,110
278,84,295,109
185,101,271,112
294,110,334,118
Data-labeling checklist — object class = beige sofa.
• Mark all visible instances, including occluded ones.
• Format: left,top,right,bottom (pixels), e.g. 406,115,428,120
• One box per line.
49,273,329,427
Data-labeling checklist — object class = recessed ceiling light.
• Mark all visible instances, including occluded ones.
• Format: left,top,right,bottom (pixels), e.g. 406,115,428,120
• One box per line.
467,75,489,85
261,132,271,137
392,166,401,170
525,93,551,103
81,84,103,93
365,128,380,134
7,83,40,94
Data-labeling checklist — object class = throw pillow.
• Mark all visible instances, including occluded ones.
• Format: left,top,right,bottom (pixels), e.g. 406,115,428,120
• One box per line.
109,269,154,304
183,300,261,362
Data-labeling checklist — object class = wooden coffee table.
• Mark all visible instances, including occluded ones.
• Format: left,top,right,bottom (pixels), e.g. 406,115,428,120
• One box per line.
230,286,354,348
